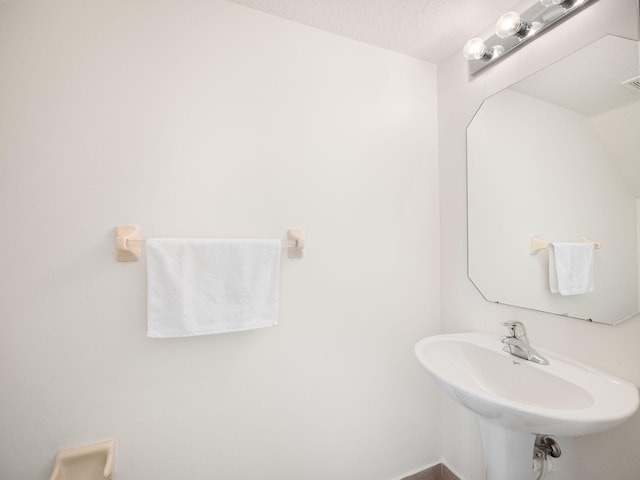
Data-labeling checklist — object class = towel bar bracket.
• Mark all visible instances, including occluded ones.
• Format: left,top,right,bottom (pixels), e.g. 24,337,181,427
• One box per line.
287,228,304,259
115,225,140,262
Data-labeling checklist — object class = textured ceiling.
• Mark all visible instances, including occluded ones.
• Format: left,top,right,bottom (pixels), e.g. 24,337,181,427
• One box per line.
225,0,520,64
512,36,640,117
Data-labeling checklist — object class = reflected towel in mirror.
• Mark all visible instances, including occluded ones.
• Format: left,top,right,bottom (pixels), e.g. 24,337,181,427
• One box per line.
549,242,594,295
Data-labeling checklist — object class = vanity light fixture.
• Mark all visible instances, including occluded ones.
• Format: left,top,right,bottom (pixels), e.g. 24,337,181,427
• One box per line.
463,0,597,76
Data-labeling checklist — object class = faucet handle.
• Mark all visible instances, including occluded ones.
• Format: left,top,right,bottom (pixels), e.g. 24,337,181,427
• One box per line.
501,321,528,341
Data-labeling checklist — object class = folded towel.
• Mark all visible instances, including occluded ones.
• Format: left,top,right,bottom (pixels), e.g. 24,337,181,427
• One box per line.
549,242,594,296
146,238,280,338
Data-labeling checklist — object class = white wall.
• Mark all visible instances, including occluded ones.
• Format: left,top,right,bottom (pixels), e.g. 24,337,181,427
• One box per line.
438,0,640,478
468,89,638,324
0,1,441,479
591,99,640,197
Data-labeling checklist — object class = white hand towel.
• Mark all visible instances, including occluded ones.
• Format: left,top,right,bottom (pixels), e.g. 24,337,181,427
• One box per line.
548,242,594,296
146,238,280,338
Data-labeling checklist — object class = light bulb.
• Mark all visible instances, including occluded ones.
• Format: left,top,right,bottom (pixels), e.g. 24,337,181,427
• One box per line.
462,38,504,62
495,11,528,38
463,38,488,60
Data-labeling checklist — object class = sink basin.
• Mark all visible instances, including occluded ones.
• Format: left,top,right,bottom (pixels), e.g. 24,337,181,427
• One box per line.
415,332,638,435
415,332,639,479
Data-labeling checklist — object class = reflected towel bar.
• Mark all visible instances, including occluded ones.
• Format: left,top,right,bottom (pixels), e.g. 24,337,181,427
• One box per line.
115,225,304,262
530,235,601,255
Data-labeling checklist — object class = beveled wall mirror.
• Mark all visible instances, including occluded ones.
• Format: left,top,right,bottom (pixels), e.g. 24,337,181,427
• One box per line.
467,35,640,325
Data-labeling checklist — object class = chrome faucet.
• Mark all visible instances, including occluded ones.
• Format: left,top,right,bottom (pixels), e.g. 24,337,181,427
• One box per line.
500,321,549,365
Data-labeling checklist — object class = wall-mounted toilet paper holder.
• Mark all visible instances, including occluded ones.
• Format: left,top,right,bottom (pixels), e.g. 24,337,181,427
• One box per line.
50,440,115,480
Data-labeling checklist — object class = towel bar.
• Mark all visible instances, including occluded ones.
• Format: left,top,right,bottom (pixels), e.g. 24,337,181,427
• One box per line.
115,225,304,261
530,235,601,254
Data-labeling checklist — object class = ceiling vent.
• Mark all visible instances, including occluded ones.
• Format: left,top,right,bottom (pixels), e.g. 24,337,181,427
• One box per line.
622,76,640,93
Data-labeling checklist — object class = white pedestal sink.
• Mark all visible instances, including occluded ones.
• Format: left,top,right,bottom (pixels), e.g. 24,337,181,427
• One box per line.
415,332,639,480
